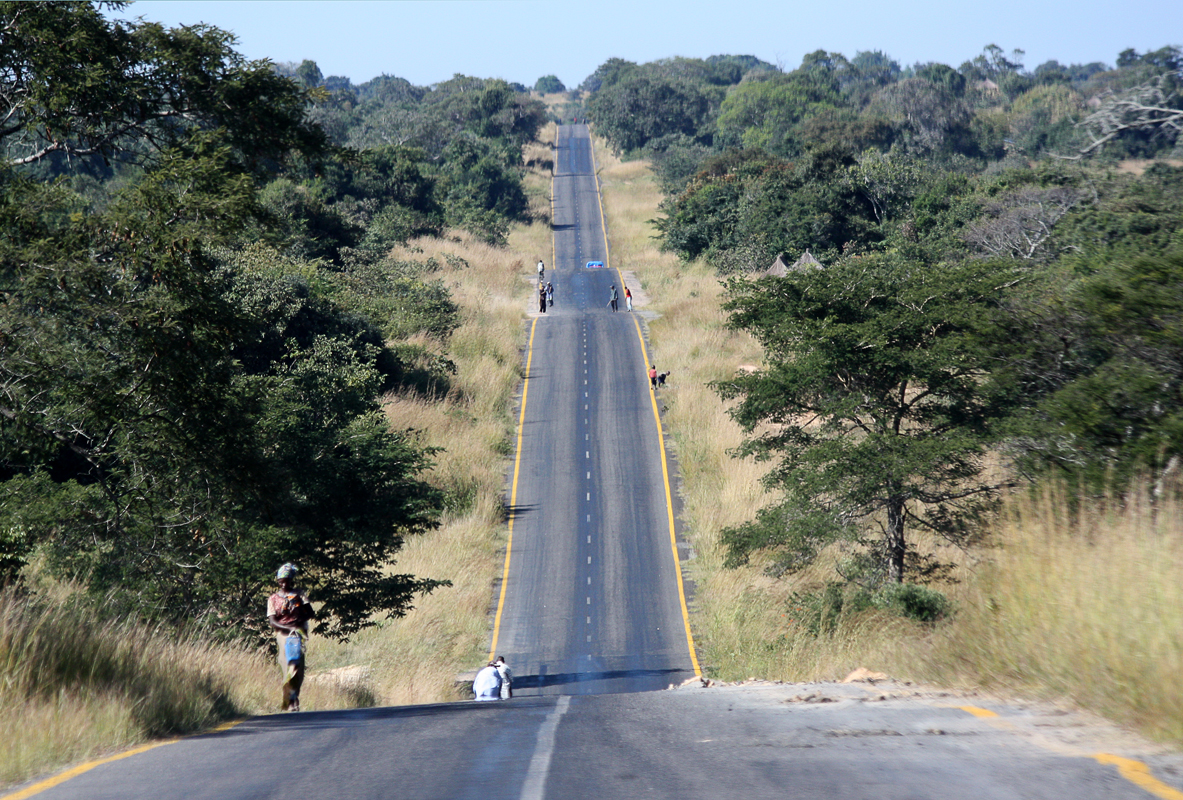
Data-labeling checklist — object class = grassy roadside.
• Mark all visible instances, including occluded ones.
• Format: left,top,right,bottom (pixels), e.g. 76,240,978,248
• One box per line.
0,126,556,790
591,138,1183,745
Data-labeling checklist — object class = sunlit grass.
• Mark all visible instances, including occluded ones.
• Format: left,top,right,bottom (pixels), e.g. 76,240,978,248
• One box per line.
926,482,1183,742
0,588,362,788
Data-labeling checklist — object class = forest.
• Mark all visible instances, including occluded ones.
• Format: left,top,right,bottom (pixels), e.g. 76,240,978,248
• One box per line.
0,1,546,642
579,45,1183,586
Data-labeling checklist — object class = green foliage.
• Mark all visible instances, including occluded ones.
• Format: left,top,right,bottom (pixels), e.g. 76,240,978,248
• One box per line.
587,64,726,153
715,65,842,156
436,133,528,244
0,10,453,641
716,255,1014,581
786,582,949,636
874,583,951,622
0,1,326,171
534,75,565,94
657,146,880,268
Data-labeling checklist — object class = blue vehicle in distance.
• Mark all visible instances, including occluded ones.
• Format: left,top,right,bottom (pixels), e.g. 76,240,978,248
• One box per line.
585,260,605,269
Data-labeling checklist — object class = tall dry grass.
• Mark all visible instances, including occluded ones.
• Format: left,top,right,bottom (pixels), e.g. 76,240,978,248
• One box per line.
0,587,363,787
926,483,1183,742
593,135,1183,745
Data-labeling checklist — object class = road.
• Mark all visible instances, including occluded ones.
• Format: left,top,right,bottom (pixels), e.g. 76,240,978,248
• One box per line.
488,122,698,696
10,125,1183,800
18,682,1183,800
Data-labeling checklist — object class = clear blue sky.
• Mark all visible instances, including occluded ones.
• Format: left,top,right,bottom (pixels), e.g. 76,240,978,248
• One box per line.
112,0,1180,89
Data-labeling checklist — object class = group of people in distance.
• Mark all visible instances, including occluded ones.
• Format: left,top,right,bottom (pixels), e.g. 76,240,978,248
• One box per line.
538,259,554,313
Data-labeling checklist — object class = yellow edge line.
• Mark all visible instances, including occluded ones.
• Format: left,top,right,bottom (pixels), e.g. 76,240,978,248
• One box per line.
957,707,1183,799
488,316,538,660
957,705,999,718
630,314,702,676
2,719,245,800
1093,753,1183,800
588,129,701,676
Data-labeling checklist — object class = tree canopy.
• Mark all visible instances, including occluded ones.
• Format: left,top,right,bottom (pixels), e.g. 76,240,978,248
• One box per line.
0,2,575,641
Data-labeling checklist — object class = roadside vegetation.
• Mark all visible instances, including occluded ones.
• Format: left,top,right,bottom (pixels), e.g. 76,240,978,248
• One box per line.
588,48,1183,740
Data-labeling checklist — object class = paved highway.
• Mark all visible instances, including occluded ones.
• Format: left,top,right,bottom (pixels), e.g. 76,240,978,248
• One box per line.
489,122,699,696
10,125,1183,800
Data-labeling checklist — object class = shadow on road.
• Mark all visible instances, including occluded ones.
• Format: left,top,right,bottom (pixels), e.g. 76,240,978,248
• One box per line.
515,667,685,689
198,697,561,736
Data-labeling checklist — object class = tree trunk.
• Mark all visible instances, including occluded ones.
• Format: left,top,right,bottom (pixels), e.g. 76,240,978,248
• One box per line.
886,498,906,583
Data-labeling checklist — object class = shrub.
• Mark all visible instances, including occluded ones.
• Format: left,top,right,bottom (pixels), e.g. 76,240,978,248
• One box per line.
874,583,951,623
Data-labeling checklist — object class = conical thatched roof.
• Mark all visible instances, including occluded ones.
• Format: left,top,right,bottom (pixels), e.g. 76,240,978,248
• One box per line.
765,250,822,276
764,254,791,277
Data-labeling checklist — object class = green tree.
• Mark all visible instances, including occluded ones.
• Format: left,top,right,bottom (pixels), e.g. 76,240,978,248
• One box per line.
0,6,447,639
715,66,842,155
587,68,723,153
534,75,565,94
715,255,1014,582
0,1,325,170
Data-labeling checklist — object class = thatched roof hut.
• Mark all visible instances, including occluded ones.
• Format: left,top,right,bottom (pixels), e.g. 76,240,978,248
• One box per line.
765,250,822,276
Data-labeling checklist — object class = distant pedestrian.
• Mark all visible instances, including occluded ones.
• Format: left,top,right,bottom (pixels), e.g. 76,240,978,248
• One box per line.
539,285,547,313
609,284,619,312
493,656,513,699
649,365,658,389
267,563,315,712
537,260,545,281
473,661,502,701
625,286,633,312
546,282,554,307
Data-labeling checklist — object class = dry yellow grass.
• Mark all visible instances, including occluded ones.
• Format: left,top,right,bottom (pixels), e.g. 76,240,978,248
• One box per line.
0,588,363,788
925,483,1183,742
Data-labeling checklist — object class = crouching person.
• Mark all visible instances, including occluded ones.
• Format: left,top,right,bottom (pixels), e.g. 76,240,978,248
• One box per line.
268,563,315,711
473,661,503,701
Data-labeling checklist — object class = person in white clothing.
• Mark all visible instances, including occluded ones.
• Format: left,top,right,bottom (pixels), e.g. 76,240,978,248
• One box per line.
473,662,502,701
537,260,545,281
493,656,512,699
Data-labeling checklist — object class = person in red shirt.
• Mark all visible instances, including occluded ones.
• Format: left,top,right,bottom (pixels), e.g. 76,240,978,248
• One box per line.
268,563,314,711
649,365,658,389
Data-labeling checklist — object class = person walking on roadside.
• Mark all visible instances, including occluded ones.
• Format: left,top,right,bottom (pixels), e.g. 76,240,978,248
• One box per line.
539,284,547,313
624,286,633,312
473,661,503,701
537,260,545,282
609,284,619,312
493,656,513,699
546,281,554,308
649,365,658,389
268,563,315,712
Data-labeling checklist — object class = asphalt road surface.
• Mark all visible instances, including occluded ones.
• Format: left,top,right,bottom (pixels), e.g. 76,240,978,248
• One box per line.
11,125,1183,800
489,122,699,696
18,682,1183,800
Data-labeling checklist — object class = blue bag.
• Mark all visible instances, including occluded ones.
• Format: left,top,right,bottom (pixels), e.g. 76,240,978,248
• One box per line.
285,632,303,664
